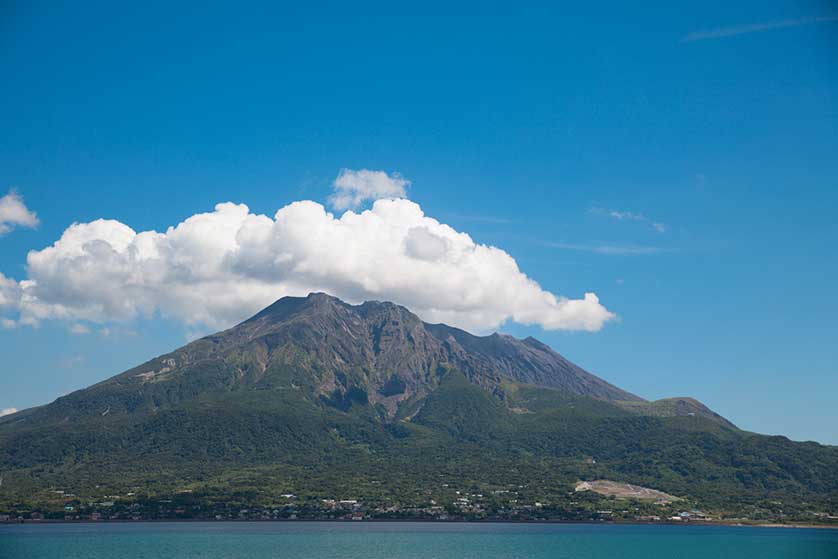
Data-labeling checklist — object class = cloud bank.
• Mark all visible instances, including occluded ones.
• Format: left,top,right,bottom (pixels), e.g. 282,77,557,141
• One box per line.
328,169,409,210
0,408,17,417
0,190,39,235
0,196,615,333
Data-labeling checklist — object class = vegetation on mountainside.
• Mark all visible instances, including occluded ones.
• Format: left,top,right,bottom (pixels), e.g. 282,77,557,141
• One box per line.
1,372,835,522
0,294,835,523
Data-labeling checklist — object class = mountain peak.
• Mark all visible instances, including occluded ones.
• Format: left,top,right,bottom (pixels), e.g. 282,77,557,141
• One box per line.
306,291,341,303
242,293,647,404
243,292,345,324
33,292,735,430
106,292,644,421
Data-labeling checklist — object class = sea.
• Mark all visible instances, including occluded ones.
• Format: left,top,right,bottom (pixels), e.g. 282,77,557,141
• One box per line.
1,521,836,558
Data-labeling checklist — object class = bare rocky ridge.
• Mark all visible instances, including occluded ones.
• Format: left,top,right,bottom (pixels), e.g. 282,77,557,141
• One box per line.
153,292,644,418
239,293,644,405
3,292,730,427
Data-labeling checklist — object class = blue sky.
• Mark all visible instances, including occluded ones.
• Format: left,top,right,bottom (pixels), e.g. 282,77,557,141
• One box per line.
1,1,836,444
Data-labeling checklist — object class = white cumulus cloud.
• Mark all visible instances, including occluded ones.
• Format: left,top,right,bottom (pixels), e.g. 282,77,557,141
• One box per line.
0,197,615,334
0,408,17,417
0,189,40,235
328,169,409,210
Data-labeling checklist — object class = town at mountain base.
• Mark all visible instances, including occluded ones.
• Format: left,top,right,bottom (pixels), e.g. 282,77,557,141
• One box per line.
0,293,836,524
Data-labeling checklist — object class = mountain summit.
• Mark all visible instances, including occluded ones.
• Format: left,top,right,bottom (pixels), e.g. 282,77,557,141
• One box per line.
11,292,712,425
220,292,642,411
0,293,834,522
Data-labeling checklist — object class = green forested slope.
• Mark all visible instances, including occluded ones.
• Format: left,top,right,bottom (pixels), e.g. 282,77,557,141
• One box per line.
0,295,835,523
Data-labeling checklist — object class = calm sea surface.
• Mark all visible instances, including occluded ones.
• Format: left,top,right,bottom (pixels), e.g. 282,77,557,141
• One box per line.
1,522,836,559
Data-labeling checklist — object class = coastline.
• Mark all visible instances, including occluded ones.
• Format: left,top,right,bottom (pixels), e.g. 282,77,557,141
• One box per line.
2,518,836,530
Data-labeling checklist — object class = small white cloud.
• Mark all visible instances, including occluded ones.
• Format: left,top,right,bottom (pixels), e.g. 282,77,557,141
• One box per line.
0,407,17,417
69,323,91,335
328,169,409,210
591,207,667,233
0,189,39,236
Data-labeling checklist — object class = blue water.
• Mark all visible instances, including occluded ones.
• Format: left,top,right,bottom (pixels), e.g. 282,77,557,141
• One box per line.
1,522,836,559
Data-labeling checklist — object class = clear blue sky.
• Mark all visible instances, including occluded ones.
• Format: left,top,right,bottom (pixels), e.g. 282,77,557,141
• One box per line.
1,1,836,444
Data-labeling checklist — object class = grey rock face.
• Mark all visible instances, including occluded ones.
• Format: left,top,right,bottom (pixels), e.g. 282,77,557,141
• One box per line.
12,292,648,426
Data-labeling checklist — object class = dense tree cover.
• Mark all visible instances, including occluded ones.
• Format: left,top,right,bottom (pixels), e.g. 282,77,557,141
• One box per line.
1,369,835,522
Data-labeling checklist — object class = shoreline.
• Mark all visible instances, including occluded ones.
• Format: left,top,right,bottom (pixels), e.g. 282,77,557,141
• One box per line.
2,518,836,530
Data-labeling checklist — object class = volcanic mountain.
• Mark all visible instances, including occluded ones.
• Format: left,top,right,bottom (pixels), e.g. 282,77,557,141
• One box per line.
0,293,835,520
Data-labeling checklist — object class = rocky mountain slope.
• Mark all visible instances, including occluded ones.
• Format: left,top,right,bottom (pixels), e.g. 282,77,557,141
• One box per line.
8,293,647,425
